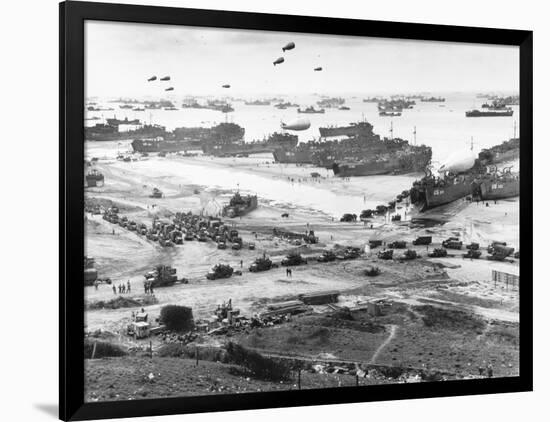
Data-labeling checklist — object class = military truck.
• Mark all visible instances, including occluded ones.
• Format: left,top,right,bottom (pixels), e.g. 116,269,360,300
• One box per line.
487,242,514,261
281,253,307,266
464,249,482,259
144,265,180,287
150,187,163,198
391,214,402,222
127,311,150,339
84,256,98,286
369,240,383,249
399,249,418,260
317,251,337,262
428,248,448,258
442,237,462,249
249,256,275,272
304,230,319,244
377,249,394,260
364,266,381,276
206,264,234,280
388,240,406,249
340,247,362,260
412,236,432,246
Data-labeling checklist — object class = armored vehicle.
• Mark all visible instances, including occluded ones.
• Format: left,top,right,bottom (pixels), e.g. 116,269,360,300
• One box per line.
442,237,462,249
364,266,381,276
464,249,482,259
377,249,394,260
428,248,448,258
144,265,179,287
317,251,337,262
249,256,274,272
281,253,307,266
412,236,432,245
206,264,234,280
388,240,406,249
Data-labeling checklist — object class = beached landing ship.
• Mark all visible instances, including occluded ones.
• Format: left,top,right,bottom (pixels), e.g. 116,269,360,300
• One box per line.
203,132,298,157
409,138,520,210
471,168,520,201
86,123,168,142
332,145,432,177
222,192,258,218
131,123,244,153
409,170,477,210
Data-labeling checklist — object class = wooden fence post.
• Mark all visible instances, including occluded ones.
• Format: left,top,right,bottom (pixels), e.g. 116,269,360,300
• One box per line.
91,342,97,360
298,369,301,390
195,346,199,366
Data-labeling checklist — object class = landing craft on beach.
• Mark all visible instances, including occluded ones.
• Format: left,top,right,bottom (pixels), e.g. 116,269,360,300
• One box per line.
160,76,171,81
273,57,284,66
222,84,231,88
314,67,323,71
147,76,157,82
165,87,174,91
282,42,295,52
281,118,311,131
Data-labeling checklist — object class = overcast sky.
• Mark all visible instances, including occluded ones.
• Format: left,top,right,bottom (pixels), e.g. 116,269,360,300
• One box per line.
85,20,519,98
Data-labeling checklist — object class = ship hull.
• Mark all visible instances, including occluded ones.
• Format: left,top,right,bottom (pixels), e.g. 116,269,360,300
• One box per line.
423,179,474,210
131,139,202,153
86,129,168,142
272,149,314,164
479,179,519,200
465,110,513,117
332,153,431,177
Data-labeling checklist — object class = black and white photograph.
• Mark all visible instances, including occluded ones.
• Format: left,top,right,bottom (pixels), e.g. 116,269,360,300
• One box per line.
83,19,521,403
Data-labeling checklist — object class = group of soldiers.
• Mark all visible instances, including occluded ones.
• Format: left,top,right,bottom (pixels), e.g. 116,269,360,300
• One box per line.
112,280,131,295
143,280,155,295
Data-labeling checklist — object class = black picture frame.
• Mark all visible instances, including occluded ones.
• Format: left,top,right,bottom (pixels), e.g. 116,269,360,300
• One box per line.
60,1,533,420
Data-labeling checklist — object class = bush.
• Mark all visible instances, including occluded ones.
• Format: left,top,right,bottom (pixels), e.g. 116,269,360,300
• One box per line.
225,342,292,381
84,339,127,359
159,305,194,332
157,343,225,362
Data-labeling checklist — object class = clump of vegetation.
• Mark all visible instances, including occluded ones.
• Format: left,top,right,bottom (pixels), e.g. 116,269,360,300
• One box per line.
307,327,331,345
87,296,158,310
157,343,225,361
486,324,519,346
159,305,194,332
84,339,127,359
413,305,486,332
225,342,292,381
